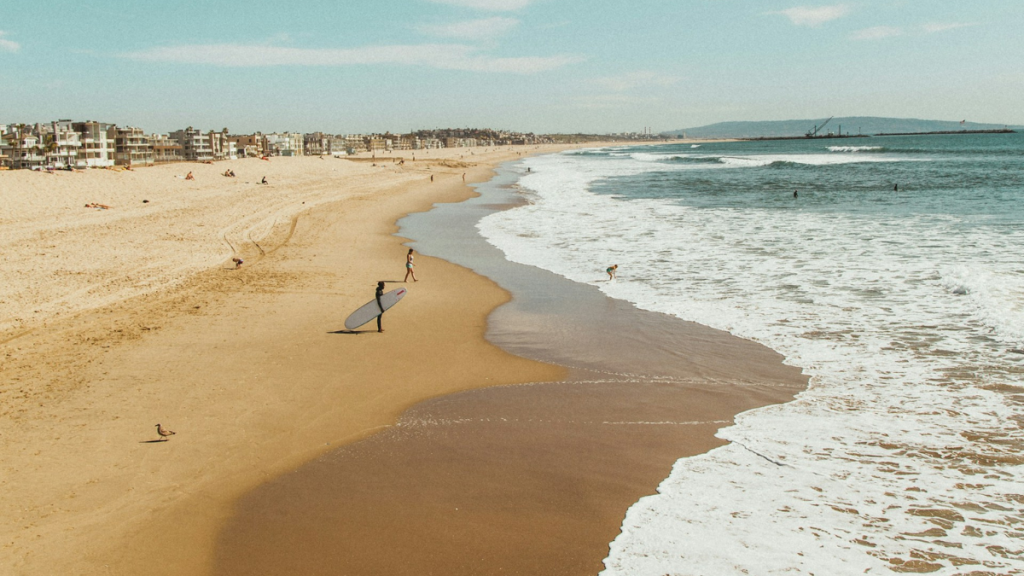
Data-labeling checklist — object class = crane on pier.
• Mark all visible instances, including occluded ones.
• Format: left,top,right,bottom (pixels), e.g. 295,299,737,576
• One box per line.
806,116,834,138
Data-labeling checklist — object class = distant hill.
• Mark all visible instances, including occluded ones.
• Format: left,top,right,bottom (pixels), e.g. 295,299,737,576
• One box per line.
664,117,1021,139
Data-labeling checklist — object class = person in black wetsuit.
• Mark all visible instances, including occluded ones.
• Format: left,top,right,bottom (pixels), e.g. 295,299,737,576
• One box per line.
375,281,386,333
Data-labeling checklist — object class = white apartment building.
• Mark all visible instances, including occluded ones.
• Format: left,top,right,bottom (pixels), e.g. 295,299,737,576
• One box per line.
169,127,213,161
266,132,304,156
45,122,82,168
113,126,154,167
67,121,115,167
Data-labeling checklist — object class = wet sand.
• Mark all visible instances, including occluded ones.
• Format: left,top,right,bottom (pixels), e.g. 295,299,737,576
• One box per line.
212,162,807,575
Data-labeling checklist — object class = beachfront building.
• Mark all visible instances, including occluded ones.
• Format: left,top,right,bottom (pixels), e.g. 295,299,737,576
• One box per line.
394,135,416,151
0,131,8,168
419,137,443,150
169,127,213,162
150,134,183,163
0,130,45,170
71,121,115,167
266,132,303,156
365,135,388,152
327,135,347,156
230,133,267,158
42,122,82,168
343,135,367,155
113,126,153,167
207,130,237,161
303,132,332,156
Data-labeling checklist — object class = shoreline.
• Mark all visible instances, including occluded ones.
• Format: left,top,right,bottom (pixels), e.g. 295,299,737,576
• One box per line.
0,139,803,575
211,158,808,574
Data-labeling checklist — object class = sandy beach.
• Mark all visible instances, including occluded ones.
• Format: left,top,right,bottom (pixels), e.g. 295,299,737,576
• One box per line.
1,148,568,574
0,142,804,575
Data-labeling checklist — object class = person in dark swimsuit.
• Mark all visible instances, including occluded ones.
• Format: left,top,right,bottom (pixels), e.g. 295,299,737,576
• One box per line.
375,281,386,333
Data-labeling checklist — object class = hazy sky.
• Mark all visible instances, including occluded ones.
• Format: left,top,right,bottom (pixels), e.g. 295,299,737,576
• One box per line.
2,1,1021,134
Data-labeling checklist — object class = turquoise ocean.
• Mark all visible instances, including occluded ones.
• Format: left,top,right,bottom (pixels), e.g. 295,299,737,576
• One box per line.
478,134,1024,574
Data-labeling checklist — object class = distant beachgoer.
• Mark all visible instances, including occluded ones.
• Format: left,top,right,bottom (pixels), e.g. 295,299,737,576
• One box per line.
185,171,194,181
375,281,386,333
232,257,243,269
261,176,268,185
607,264,618,280
793,189,798,198
462,173,466,181
404,249,418,282
430,174,434,182
894,183,898,192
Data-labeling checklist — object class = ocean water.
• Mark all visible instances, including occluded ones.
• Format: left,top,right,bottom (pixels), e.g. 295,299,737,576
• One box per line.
477,134,1024,574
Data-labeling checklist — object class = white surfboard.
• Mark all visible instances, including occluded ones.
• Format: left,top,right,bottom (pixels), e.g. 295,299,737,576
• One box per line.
344,287,407,330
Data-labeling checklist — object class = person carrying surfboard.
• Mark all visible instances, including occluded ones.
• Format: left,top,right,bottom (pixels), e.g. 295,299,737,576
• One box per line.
375,281,386,332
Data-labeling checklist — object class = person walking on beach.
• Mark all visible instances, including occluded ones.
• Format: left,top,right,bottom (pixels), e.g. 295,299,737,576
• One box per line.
375,281,386,333
404,249,418,282
793,189,798,198
607,264,618,280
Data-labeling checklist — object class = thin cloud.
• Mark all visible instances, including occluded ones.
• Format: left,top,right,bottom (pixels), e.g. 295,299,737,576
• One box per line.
593,71,681,92
572,94,659,110
850,26,903,40
772,5,851,27
122,43,579,74
922,22,976,34
416,17,520,39
0,31,20,53
426,0,534,10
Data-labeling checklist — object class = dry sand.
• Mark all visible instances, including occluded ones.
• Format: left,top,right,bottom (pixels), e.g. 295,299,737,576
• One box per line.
0,146,574,575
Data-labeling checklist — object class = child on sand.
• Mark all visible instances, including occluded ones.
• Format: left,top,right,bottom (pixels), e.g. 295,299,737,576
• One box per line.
185,171,194,181
607,264,618,280
232,257,243,269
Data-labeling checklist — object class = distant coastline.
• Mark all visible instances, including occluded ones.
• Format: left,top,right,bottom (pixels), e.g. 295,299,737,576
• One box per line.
667,116,1022,140
874,128,1016,137
741,128,1016,142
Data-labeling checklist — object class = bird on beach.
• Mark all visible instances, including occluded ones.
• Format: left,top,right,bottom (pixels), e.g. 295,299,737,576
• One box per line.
155,423,176,441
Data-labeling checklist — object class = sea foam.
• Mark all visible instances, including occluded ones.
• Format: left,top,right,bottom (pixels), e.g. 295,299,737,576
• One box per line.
478,147,1024,575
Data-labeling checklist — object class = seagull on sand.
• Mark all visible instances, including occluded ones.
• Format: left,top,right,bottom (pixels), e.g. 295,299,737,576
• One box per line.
155,423,176,441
